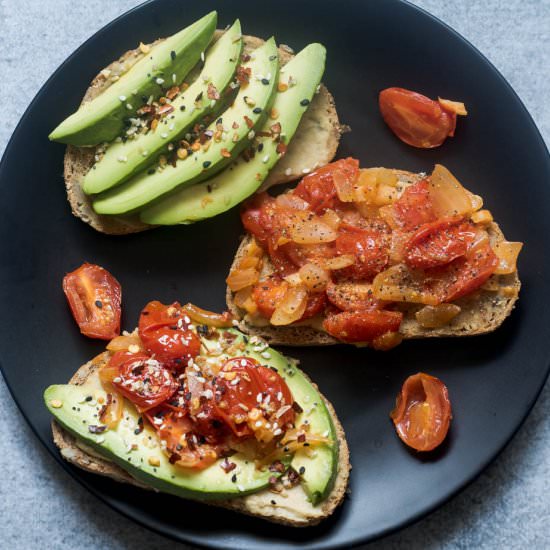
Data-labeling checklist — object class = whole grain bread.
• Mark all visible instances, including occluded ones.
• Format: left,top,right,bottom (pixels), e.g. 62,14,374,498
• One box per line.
52,351,350,527
226,171,521,346
64,33,342,235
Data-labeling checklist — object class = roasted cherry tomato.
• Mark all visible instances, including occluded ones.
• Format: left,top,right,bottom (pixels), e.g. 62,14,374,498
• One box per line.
101,351,177,412
211,357,295,438
63,263,121,340
379,87,466,148
391,179,437,231
335,225,389,281
390,372,452,452
294,158,359,213
323,310,402,343
434,242,498,302
145,407,219,469
404,217,476,269
252,276,326,321
138,301,201,367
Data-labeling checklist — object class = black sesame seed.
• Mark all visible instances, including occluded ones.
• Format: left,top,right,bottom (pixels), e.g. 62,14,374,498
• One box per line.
147,168,156,175
258,143,264,152
179,105,186,111
252,107,262,114
261,78,270,85
231,474,237,483
95,300,103,308
170,50,176,61
270,499,277,505
203,161,212,169
85,395,92,402
300,99,310,106
299,466,306,475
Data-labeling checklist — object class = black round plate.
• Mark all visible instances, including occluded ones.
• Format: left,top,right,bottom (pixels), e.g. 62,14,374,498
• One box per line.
1,0,549,548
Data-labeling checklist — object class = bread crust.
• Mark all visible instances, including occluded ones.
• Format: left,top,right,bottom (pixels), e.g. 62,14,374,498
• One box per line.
63,33,342,235
226,171,521,346
52,351,350,527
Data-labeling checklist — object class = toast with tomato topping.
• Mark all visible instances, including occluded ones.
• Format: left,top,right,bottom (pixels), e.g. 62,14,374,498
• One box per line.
226,165,521,347
64,33,342,235
49,328,350,527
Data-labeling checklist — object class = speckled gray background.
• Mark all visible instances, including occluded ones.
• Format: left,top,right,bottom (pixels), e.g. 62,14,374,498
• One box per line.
0,1,548,548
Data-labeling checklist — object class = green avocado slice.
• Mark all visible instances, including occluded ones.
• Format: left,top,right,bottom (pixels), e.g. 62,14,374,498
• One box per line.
140,43,326,225
44,329,337,504
49,12,217,146
92,39,279,215
82,20,243,195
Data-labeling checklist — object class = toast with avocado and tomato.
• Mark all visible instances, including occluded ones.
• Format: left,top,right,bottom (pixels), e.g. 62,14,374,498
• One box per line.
226,161,522,348
45,301,350,526
55,12,342,234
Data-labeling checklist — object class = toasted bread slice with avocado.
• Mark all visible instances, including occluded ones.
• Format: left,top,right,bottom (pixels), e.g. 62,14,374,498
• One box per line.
63,32,342,235
50,346,350,526
226,170,521,346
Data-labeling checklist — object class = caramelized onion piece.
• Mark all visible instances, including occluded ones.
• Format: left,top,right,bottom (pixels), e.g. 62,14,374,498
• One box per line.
317,255,356,270
226,268,260,292
471,209,493,225
493,241,523,275
182,303,234,328
270,285,308,326
106,333,143,352
372,264,440,305
289,218,338,244
415,304,461,328
429,164,481,218
298,263,330,292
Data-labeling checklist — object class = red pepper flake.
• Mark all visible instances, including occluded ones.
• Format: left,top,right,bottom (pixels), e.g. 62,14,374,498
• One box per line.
158,104,174,117
255,172,262,181
244,115,254,128
292,401,303,414
256,131,271,138
297,433,306,443
241,53,251,63
220,458,237,473
221,148,231,158
268,460,286,473
236,66,252,85
270,122,282,135
207,83,220,100
169,453,181,465
166,86,180,100
276,142,287,156
232,121,239,129
137,105,154,116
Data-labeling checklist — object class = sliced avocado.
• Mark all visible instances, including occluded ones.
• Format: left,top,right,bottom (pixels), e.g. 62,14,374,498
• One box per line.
82,21,243,195
45,382,280,499
140,43,326,225
49,12,217,146
44,329,337,504
92,39,279,215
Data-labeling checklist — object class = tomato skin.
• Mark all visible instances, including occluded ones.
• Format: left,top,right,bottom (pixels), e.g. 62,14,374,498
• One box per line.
392,179,437,231
323,310,402,343
435,242,498,302
294,158,359,213
138,301,201,368
390,372,452,452
104,351,178,412
241,192,274,245
63,263,121,340
335,225,390,281
404,217,476,269
379,87,457,148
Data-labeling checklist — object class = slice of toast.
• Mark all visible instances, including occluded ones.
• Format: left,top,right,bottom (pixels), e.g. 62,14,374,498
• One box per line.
63,33,342,235
226,171,521,346
51,351,350,527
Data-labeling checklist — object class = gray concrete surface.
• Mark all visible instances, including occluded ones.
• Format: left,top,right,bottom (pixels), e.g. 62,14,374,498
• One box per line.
0,0,548,548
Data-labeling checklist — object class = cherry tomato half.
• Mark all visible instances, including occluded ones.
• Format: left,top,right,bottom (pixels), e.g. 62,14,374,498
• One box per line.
102,351,178,412
63,263,121,340
323,309,402,343
379,87,466,148
391,179,437,231
404,217,476,270
390,372,452,452
138,301,201,368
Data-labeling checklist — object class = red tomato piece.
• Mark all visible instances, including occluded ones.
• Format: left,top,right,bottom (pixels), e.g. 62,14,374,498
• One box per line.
63,263,121,340
294,158,359,213
434,242,498,302
392,179,437,231
103,351,177,412
390,372,452,452
335,225,389,281
323,310,403,343
241,192,276,246
379,87,460,148
404,217,477,269
138,301,201,368
144,407,219,469
211,357,295,438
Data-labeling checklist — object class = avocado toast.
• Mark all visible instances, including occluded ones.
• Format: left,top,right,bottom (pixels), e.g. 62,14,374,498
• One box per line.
57,16,342,234
45,302,350,526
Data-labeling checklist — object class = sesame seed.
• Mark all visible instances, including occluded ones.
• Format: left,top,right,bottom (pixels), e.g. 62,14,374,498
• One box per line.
119,95,126,101
284,167,292,176
252,107,262,114
117,156,128,163
160,132,168,139
262,155,269,164
302,168,311,174
126,103,133,110
248,130,255,140
261,78,270,85
203,161,211,169
300,99,310,106
50,399,63,409
156,77,164,85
